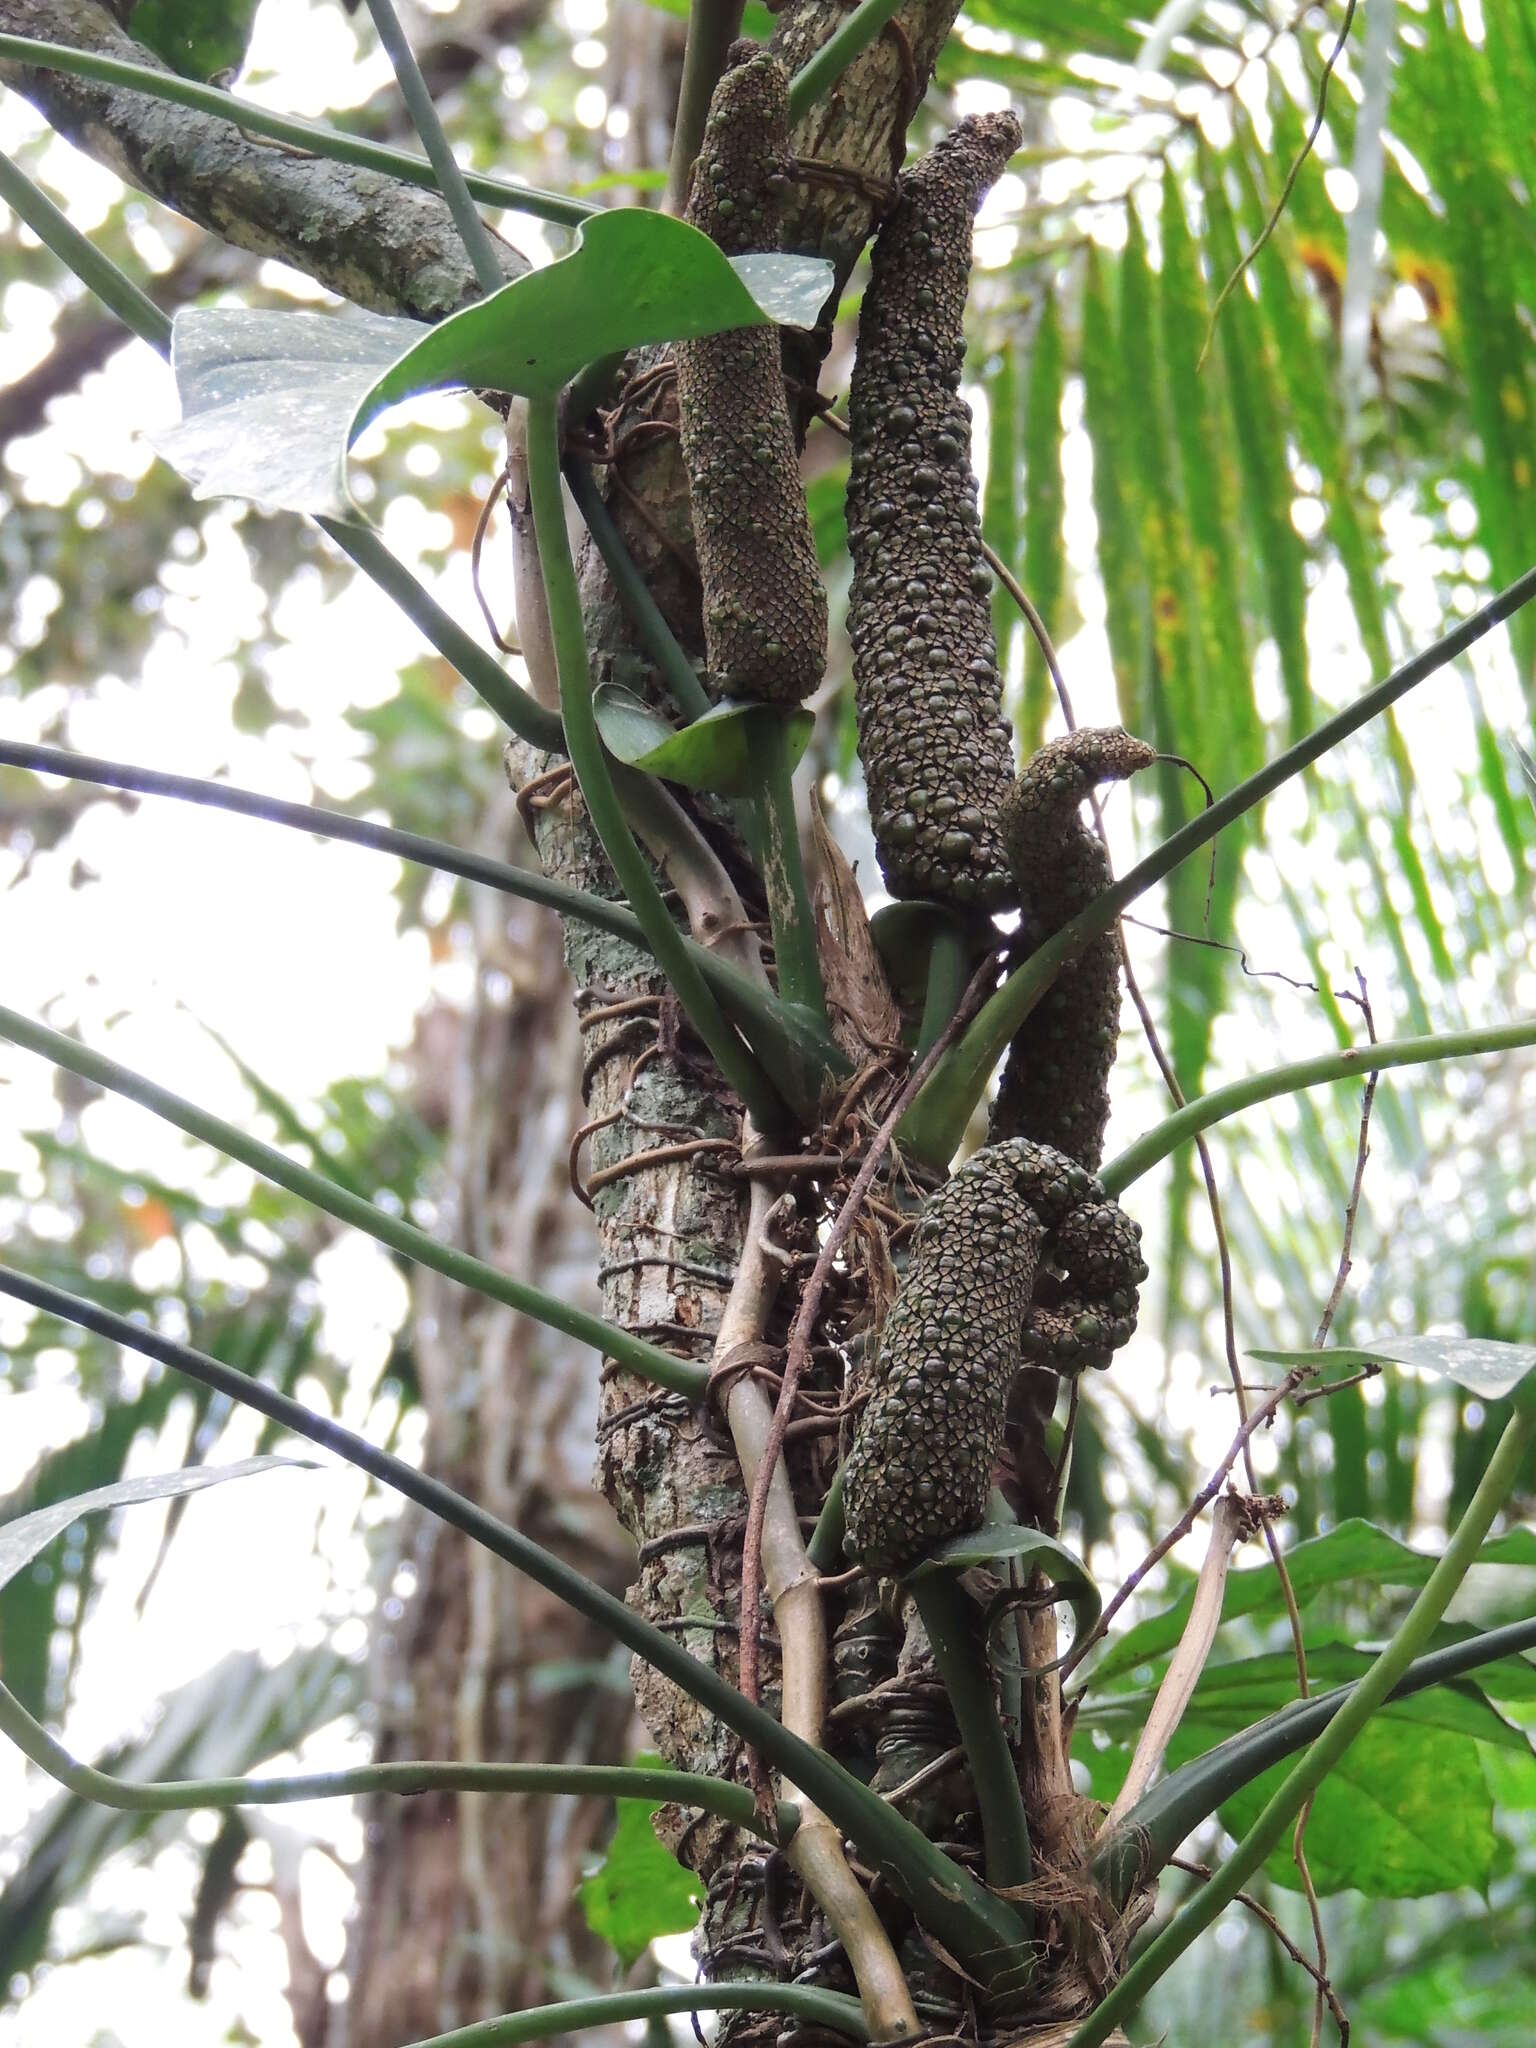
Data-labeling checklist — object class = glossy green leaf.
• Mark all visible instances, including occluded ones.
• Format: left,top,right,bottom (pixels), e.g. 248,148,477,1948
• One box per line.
577,1772,702,1965
909,1522,1100,1645
1,1458,314,1598
592,689,813,796
151,215,832,515
1208,1712,1497,1898
1252,1337,1536,1410
1088,1516,1536,1688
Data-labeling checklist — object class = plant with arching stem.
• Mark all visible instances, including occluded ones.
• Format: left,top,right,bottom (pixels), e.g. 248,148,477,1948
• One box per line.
2,2,1536,2045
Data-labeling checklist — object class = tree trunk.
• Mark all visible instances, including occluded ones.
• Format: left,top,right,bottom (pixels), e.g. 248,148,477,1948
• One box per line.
337,803,636,2048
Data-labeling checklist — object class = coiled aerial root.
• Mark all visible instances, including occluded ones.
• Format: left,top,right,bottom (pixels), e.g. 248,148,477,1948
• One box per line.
674,42,828,704
844,112,1023,908
989,727,1156,1168
842,1140,1144,1575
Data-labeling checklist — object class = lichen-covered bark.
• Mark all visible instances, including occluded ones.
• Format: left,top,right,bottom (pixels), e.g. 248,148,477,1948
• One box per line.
0,0,528,318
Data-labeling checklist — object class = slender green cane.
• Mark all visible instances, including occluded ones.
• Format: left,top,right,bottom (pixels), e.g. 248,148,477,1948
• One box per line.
666,0,747,213
786,0,907,123
361,0,503,293
748,713,828,1020
561,456,712,721
1069,1401,1536,2046
0,740,811,1063
1099,1019,1536,1198
0,1003,704,1397
900,562,1536,1166
0,1679,795,1841
806,1464,847,1573
524,396,787,1130
0,1264,1029,1984
915,924,971,1057
1093,1613,1536,1906
0,152,563,752
404,1983,867,2048
0,33,593,227
910,1577,1034,1907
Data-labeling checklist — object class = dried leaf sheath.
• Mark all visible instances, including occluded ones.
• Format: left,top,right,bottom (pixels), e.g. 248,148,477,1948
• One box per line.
844,113,1023,906
675,45,827,704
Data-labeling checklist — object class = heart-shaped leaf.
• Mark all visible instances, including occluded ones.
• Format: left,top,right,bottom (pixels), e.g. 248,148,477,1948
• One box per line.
149,211,833,517
593,688,813,796
1,1456,315,1595
577,1760,702,1964
1252,1337,1536,1409
908,1523,1101,1661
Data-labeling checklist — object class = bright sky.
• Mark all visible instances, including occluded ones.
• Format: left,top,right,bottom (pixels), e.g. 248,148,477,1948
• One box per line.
1,2,1532,2043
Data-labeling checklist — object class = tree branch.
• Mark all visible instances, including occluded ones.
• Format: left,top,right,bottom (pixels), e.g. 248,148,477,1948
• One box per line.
0,0,527,319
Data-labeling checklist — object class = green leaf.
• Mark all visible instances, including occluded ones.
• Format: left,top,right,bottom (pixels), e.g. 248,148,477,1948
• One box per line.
1208,1712,1497,1898
0,1458,315,1596
1019,291,1065,754
909,1523,1101,1668
592,690,813,796
577,1772,702,1966
150,213,833,515
982,339,1020,701
1088,1516,1536,1688
1252,1338,1536,1410
126,0,261,81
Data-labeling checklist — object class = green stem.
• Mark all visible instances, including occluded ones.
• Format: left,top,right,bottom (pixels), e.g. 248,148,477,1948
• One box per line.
900,563,1536,1166
524,396,787,1131
0,1003,704,1398
1092,1613,1536,1908
786,0,907,124
0,152,563,752
0,739,808,1062
0,33,593,228
318,518,563,748
666,0,747,214
750,714,827,1020
915,925,970,1057
0,1264,1029,1985
0,1678,795,1841
361,0,505,294
0,144,164,340
405,1983,867,2048
561,457,712,721
1098,1019,1536,1198
911,1576,1035,1911
1069,1402,1536,2047
806,1465,847,1574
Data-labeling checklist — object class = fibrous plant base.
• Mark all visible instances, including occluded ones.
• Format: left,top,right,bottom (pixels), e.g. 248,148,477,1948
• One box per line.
991,727,1156,1167
843,1140,1145,1575
844,113,1023,907
675,44,828,705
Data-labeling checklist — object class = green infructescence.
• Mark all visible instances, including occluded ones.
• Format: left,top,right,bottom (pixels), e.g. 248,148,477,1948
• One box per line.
844,113,1023,908
674,43,828,705
842,1140,1145,1575
990,727,1156,1168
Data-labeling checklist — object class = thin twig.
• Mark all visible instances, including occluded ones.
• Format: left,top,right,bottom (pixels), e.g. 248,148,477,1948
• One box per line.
1167,1857,1350,2045
1197,0,1360,369
737,953,1000,1728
